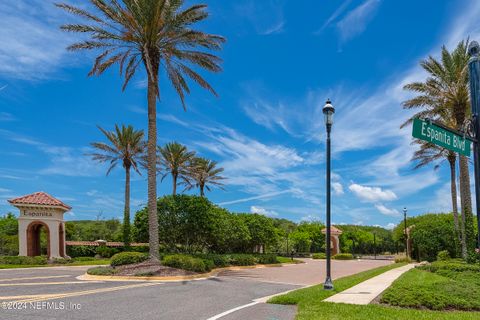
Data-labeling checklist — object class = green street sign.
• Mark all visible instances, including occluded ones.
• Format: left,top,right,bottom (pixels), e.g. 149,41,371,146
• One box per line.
412,118,472,156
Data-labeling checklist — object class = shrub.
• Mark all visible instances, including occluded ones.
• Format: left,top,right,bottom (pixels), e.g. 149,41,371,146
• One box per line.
394,254,412,263
52,257,72,264
0,256,48,265
67,245,97,258
163,254,209,273
87,266,116,276
229,254,256,266
332,253,353,260
418,260,480,273
96,246,120,258
196,254,229,268
466,251,480,264
312,253,326,259
72,257,96,262
110,252,148,267
437,250,450,261
256,253,278,264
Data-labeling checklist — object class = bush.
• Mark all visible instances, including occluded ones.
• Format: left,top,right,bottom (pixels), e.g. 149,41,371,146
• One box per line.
312,253,326,259
229,254,256,266
110,252,148,267
87,266,116,276
196,254,230,268
52,257,72,264
67,245,97,258
418,260,480,273
394,254,412,263
256,253,278,264
466,251,480,264
0,256,48,265
332,253,353,260
96,246,120,258
437,250,450,261
163,254,209,273
72,257,96,262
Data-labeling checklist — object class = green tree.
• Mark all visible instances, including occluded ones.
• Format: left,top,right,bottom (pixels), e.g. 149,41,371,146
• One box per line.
238,213,278,252
290,230,312,253
297,221,324,252
402,40,475,258
0,213,18,256
158,142,195,195
89,124,145,247
187,157,225,197
57,0,225,260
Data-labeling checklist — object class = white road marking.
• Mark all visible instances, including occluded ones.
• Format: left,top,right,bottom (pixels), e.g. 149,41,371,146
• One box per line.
0,275,70,282
0,281,103,286
206,301,260,320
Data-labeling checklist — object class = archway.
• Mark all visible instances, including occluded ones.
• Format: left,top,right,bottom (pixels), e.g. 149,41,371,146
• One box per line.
26,221,50,257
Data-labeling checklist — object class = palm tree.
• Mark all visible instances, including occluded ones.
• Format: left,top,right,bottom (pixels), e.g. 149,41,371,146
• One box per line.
158,142,195,195
57,1,225,260
410,141,461,249
402,40,475,258
89,125,146,247
187,157,225,197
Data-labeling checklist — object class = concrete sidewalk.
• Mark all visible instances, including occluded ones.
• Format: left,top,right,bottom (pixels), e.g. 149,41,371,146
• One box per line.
323,264,415,305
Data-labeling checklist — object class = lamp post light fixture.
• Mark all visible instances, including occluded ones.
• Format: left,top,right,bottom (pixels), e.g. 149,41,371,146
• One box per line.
323,99,335,290
403,207,408,258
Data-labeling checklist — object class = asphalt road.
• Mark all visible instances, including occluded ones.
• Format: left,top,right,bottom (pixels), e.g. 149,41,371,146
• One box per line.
0,259,391,320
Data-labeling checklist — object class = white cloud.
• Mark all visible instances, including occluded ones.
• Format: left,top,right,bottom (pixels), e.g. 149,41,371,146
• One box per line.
375,204,401,217
0,0,82,80
332,182,344,195
336,0,381,43
233,0,285,35
349,183,397,202
218,189,292,206
250,206,278,217
316,0,353,34
385,222,396,230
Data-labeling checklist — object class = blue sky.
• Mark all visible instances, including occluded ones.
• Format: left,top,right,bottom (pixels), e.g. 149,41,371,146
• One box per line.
0,0,478,228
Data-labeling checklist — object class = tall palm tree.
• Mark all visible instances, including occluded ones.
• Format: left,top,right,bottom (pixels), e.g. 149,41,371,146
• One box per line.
57,1,225,260
187,157,225,197
89,125,146,247
158,142,195,195
402,40,475,258
410,141,461,249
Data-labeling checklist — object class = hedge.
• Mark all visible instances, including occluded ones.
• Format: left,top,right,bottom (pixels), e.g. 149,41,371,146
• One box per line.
332,253,353,260
110,252,148,267
312,253,326,259
0,256,48,265
163,254,211,273
87,266,117,276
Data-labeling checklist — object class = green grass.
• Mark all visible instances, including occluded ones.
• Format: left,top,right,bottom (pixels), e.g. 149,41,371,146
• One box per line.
381,264,480,311
277,256,303,264
269,263,479,319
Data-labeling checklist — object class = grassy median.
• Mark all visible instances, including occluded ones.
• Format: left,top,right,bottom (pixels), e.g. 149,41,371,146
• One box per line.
268,262,479,320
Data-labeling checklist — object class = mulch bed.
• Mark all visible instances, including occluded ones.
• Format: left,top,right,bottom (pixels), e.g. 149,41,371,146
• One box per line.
114,259,198,277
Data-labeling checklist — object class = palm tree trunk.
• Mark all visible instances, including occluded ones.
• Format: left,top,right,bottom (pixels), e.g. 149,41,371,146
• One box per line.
172,173,177,196
448,156,461,254
123,165,131,247
459,155,473,258
147,76,159,260
459,156,472,259
200,184,204,197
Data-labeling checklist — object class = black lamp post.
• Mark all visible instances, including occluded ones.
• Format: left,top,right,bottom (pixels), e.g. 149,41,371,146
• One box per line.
323,99,335,290
403,207,408,258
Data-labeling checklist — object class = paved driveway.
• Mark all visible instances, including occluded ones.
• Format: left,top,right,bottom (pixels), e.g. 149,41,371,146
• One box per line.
0,259,391,320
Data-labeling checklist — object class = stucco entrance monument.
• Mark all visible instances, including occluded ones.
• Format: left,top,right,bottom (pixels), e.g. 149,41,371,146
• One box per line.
8,192,71,259
322,225,343,256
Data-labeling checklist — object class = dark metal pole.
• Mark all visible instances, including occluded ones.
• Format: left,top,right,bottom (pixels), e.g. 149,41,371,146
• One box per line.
324,124,333,290
403,207,408,258
468,41,480,250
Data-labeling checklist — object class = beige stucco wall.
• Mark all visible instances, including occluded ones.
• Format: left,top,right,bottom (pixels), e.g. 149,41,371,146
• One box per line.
17,206,66,259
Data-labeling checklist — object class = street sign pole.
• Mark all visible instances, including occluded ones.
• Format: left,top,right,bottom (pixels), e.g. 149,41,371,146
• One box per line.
468,41,480,250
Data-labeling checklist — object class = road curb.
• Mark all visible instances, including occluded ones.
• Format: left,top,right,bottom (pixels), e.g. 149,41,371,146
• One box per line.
78,263,299,282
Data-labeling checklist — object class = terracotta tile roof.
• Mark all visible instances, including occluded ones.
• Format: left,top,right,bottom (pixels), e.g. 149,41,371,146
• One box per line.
8,191,71,210
322,225,343,235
